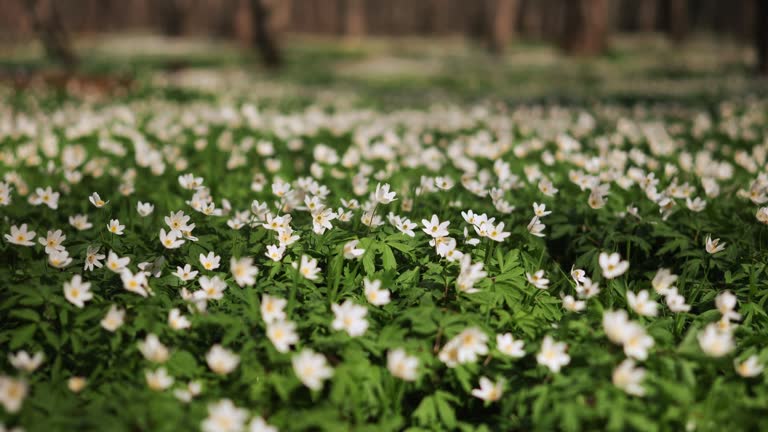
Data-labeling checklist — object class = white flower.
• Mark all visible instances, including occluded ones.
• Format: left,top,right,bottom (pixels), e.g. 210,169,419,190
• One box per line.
173,264,198,282
298,255,320,280
438,327,488,367
612,359,646,396
374,182,397,204
536,336,570,373
599,252,629,279
68,376,87,393
199,251,221,271
527,216,546,237
331,300,368,337
471,377,503,402
538,178,558,196
686,196,706,212
89,192,108,208
48,249,72,268
575,277,601,298
173,380,202,403
267,320,299,353
202,399,249,432
249,416,278,432
343,239,365,259
100,305,125,332
39,229,66,254
4,224,36,246
496,333,525,358
570,267,586,283
392,215,417,237
165,210,192,234
159,228,184,249
434,176,455,190
387,348,419,381
735,355,764,378
705,235,726,254
106,250,130,272
137,201,154,216
0,376,28,413
697,323,734,357
265,244,286,262
83,245,105,271
665,288,691,313
8,351,44,373
526,270,549,290
179,173,204,190
622,323,654,360
30,186,60,209
121,269,149,297
199,275,227,300
138,334,169,363
69,214,92,231
168,308,191,330
364,278,391,306
715,290,741,322
627,290,658,317
533,202,551,217
231,257,259,287
63,275,93,308
107,219,125,235
206,345,240,375
311,208,336,235
292,349,333,391
602,310,631,344
261,294,287,323
652,268,677,295
485,221,510,242
421,214,450,238
456,254,486,294
145,368,174,391
562,295,586,312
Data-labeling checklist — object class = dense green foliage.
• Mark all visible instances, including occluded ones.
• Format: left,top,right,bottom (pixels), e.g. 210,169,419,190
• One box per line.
1,42,768,431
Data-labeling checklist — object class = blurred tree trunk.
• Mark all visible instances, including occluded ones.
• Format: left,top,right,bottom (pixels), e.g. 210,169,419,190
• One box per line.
757,0,768,75
668,0,689,42
520,0,543,39
214,0,238,38
637,0,658,32
158,0,185,36
344,0,366,38
250,0,282,68
560,0,608,56
23,0,78,66
484,0,519,54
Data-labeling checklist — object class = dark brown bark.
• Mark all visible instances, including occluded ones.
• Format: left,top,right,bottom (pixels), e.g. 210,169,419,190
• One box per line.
560,0,609,56
637,0,658,32
158,0,185,37
485,0,519,54
344,0,366,38
23,0,78,66
668,0,689,42
250,0,282,69
757,0,768,75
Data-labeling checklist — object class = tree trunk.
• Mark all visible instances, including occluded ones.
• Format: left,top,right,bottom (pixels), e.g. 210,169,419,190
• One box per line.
637,0,657,32
560,0,609,56
250,0,282,69
23,0,78,66
757,0,768,75
668,0,688,42
344,0,366,39
158,0,185,37
485,0,519,55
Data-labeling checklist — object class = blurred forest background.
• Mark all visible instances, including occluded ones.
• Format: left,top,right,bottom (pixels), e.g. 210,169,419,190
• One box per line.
1,0,767,105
